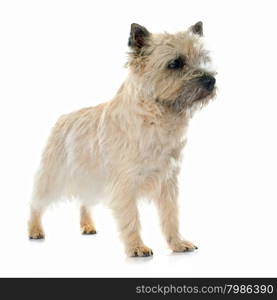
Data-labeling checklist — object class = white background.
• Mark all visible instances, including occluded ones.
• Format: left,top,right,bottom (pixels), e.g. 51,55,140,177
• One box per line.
0,0,276,277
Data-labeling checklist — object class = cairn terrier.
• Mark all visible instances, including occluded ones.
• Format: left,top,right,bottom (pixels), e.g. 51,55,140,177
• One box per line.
28,22,216,257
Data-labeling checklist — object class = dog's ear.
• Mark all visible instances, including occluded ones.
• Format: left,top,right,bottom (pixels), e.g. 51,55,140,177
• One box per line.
128,23,150,51
190,21,203,36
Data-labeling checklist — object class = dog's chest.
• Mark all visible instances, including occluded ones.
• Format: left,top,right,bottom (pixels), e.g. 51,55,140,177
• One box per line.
136,129,185,179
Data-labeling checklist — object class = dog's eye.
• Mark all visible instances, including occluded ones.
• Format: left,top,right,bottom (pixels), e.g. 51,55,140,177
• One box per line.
167,57,185,70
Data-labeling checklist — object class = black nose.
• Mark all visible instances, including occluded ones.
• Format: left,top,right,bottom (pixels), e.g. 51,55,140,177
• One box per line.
199,75,216,91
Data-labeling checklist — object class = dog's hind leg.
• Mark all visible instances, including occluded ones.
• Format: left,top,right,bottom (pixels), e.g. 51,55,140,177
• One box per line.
28,157,65,239
28,207,45,239
80,205,97,234
28,173,59,240
28,114,70,239
28,175,49,240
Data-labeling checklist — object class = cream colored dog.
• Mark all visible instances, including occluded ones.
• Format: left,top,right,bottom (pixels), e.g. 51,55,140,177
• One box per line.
28,22,216,257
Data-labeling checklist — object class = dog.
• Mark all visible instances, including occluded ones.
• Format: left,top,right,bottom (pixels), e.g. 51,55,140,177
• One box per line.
28,22,216,257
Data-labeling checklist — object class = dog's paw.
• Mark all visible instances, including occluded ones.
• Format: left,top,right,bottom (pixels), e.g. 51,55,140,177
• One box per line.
29,228,45,240
170,239,198,252
81,224,97,235
127,245,153,257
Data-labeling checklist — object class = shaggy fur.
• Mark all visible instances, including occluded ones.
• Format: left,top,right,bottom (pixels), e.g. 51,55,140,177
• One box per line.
28,22,216,257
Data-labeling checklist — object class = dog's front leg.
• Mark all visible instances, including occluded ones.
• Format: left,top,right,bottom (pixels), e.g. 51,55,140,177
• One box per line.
111,189,153,257
156,177,198,252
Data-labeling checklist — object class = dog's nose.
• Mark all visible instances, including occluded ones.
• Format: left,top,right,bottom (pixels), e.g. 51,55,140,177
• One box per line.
199,75,216,91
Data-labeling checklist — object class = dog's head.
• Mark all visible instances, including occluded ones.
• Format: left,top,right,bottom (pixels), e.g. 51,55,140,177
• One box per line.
127,22,216,115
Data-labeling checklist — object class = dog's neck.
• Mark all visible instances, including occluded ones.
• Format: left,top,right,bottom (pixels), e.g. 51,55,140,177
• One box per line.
111,76,190,133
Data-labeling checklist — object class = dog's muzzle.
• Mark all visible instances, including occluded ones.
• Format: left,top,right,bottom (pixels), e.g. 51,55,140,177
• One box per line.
199,75,216,92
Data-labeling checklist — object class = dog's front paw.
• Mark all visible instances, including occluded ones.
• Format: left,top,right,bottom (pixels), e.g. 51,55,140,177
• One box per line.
81,224,97,235
29,227,45,240
127,245,153,257
170,239,198,252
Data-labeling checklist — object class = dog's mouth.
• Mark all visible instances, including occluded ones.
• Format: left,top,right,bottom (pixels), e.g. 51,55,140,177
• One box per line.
193,87,216,102
193,90,210,102
156,85,216,114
